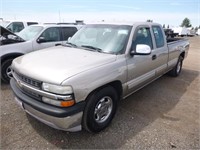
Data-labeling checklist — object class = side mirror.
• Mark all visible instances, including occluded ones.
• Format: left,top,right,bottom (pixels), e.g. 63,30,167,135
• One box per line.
7,34,15,39
130,44,151,56
37,37,46,43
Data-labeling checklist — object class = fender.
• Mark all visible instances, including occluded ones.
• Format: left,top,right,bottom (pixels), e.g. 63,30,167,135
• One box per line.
1,52,24,63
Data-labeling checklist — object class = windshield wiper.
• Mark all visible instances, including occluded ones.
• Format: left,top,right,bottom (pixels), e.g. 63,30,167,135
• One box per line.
81,45,102,52
66,42,77,47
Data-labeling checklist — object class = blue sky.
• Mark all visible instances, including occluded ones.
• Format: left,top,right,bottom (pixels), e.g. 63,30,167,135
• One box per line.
1,0,199,27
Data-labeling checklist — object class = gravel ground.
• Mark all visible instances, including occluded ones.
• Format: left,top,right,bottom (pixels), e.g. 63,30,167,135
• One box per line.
1,36,200,149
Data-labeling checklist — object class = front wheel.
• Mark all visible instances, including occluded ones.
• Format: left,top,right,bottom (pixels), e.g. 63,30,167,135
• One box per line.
82,86,118,133
168,56,183,77
1,59,13,83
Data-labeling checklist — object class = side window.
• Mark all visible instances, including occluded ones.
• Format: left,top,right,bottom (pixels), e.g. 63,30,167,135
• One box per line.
61,27,77,40
132,27,153,50
40,27,60,42
27,22,38,26
7,22,24,32
152,26,164,48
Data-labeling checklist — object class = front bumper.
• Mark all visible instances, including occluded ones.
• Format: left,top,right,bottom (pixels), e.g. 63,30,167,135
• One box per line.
10,78,85,132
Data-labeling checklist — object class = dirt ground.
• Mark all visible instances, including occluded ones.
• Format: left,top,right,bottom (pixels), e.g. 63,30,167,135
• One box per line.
1,36,200,149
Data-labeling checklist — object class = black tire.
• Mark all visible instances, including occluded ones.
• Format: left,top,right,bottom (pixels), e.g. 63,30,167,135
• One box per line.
168,56,183,77
82,86,118,133
1,59,13,83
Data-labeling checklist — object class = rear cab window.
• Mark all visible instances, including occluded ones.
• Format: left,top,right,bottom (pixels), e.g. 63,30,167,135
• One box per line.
152,26,165,48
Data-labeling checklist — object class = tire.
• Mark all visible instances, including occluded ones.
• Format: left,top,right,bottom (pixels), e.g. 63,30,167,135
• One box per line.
168,56,183,77
1,59,13,83
82,86,118,133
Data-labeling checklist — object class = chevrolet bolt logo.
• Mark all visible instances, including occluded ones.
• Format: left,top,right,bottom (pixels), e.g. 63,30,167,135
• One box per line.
17,80,22,88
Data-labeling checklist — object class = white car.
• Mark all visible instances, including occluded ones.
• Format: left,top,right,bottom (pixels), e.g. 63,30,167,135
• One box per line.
197,29,200,35
6,21,39,33
0,24,82,82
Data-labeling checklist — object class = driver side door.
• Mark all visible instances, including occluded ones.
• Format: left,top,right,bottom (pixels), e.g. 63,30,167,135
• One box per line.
126,26,157,94
33,27,62,50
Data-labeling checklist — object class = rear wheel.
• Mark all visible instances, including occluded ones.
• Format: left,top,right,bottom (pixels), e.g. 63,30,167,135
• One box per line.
168,56,183,77
1,59,13,83
82,86,118,133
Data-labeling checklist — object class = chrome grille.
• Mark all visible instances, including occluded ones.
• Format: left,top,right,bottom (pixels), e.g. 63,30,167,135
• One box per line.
13,71,42,100
14,72,41,88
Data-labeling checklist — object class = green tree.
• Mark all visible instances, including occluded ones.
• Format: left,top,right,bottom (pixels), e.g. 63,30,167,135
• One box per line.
181,18,192,27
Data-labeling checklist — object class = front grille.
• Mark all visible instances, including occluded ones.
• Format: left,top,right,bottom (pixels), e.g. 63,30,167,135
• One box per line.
13,71,42,101
14,71,42,89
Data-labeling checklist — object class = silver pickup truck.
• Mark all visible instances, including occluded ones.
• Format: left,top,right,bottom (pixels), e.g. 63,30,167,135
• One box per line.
10,22,189,133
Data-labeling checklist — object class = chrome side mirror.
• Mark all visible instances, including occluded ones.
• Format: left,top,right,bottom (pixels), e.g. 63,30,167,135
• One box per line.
130,44,151,55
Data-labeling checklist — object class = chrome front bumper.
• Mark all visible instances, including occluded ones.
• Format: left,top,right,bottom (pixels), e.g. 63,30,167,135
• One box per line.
15,97,83,132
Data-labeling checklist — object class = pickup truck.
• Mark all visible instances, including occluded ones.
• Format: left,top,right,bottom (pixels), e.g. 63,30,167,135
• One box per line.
10,22,189,133
0,24,81,83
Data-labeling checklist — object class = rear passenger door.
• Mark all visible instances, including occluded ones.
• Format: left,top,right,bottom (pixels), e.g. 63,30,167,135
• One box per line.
151,26,168,76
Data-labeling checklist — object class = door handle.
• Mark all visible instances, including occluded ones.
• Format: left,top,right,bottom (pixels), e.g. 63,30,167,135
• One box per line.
152,55,157,60
55,43,62,46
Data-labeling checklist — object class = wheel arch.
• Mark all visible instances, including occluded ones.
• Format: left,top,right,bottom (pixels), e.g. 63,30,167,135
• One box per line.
180,52,185,59
1,53,24,64
85,80,123,102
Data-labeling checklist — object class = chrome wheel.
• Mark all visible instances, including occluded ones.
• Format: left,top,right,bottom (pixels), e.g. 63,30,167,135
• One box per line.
94,96,113,123
176,61,181,73
6,66,12,78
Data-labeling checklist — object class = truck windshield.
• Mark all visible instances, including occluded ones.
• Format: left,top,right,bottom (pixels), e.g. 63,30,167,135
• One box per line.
68,24,132,54
18,26,43,41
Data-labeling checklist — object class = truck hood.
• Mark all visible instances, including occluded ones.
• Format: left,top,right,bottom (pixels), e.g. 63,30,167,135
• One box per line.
12,46,117,84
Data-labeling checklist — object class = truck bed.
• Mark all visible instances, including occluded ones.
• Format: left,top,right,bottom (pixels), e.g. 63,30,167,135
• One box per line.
167,38,186,43
167,37,189,60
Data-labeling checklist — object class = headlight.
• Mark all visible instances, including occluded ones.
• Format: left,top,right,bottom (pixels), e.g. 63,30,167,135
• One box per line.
42,83,73,95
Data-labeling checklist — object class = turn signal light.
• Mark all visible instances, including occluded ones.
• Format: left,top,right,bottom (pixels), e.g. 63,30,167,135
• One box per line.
61,100,75,107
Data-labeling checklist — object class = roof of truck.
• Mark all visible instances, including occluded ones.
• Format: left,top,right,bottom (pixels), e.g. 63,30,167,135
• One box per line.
30,24,83,28
87,22,161,26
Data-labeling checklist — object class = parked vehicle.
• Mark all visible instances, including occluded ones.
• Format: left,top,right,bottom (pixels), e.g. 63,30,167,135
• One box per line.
197,29,200,35
6,21,38,33
172,27,191,36
0,24,82,82
10,22,189,133
0,20,10,27
164,28,178,38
